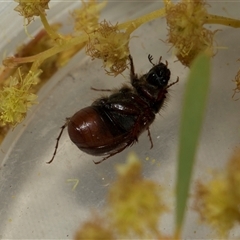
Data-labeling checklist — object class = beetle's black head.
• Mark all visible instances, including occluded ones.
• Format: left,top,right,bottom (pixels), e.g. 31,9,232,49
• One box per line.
146,63,170,88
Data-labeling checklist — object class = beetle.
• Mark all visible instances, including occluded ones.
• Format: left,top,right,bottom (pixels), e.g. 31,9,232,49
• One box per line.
48,54,178,164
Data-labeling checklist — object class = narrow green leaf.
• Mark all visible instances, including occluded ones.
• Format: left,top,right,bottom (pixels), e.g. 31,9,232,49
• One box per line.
175,53,211,232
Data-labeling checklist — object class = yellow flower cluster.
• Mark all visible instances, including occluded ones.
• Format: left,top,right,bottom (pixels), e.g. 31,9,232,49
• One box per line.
72,1,106,34
0,69,40,125
14,0,50,24
194,149,240,237
75,216,114,240
165,0,215,66
75,153,167,239
86,20,130,76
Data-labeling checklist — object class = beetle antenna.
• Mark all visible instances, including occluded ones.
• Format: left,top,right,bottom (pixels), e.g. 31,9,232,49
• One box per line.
47,122,68,164
148,54,155,66
166,77,179,89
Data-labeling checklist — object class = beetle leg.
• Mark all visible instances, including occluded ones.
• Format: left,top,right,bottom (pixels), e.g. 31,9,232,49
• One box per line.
166,76,179,89
91,87,112,92
129,54,135,75
147,127,153,149
129,55,140,86
47,121,69,164
93,142,132,164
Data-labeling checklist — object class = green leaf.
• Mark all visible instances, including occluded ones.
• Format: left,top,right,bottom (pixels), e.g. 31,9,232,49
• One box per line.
175,53,211,233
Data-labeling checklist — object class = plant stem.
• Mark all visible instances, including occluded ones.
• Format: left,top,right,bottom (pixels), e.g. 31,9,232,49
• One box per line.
39,12,61,40
30,34,88,72
8,34,88,71
118,7,166,34
206,14,240,28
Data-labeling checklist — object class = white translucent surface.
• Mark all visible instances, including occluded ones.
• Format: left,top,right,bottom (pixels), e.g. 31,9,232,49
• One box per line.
0,1,240,239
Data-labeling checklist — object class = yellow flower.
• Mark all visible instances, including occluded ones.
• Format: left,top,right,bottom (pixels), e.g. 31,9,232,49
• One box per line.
74,153,167,239
72,0,107,33
86,20,130,76
165,0,215,66
195,176,240,237
107,152,167,237
194,149,240,237
74,217,115,240
14,0,50,24
227,149,240,201
0,69,40,125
